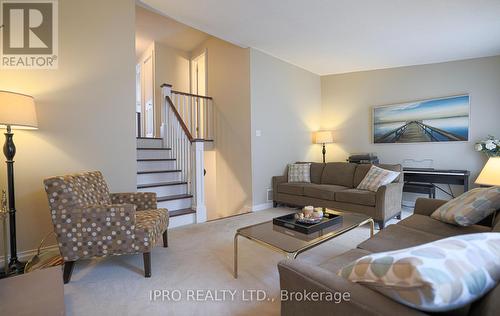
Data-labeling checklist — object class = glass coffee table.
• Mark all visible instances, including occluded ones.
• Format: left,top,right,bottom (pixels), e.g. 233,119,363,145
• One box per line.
233,209,374,278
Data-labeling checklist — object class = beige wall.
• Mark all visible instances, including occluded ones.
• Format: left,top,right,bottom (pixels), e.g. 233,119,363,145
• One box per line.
153,42,191,135
250,49,322,206
195,37,252,219
321,55,500,201
154,43,190,93
0,0,136,255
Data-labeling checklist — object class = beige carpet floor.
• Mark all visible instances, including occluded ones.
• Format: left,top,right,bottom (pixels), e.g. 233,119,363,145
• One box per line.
64,207,411,316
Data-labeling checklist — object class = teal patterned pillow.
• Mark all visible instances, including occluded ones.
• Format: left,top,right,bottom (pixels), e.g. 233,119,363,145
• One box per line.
338,233,500,312
431,187,500,226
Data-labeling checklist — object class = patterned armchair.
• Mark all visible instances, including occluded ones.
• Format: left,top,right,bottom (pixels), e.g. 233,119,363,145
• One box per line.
44,171,169,283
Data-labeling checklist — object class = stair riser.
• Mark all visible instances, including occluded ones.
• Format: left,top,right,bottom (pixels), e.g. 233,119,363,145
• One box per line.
137,172,180,184
158,198,192,211
169,213,196,228
136,138,163,148
138,184,187,196
137,150,171,160
137,160,176,172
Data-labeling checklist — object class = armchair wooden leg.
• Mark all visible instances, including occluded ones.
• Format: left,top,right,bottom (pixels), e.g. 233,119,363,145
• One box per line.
143,252,151,278
162,230,168,248
63,261,75,284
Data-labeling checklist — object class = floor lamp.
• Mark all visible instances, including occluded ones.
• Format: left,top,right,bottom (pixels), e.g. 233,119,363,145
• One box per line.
313,130,334,163
0,91,38,276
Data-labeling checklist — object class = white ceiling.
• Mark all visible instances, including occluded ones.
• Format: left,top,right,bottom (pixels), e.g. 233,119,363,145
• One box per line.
140,0,500,75
136,4,209,59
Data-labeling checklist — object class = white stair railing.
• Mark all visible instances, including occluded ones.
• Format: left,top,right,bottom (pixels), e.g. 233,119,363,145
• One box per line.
170,90,214,141
161,84,206,223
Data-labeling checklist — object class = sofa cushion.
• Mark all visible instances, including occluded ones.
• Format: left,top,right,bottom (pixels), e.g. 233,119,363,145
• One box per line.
358,224,442,253
335,189,376,206
303,184,348,201
319,249,371,273
353,164,402,187
288,163,311,183
399,214,491,238
321,162,357,187
353,164,373,187
286,162,325,184
295,162,326,184
340,233,500,312
277,183,308,195
494,219,500,232
357,165,401,192
309,162,325,184
431,187,500,226
470,281,500,316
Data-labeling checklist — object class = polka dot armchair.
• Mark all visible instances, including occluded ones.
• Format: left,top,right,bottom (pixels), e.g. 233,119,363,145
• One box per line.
44,171,169,283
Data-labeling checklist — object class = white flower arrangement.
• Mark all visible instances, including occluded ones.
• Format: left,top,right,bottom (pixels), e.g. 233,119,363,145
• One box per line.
475,135,500,157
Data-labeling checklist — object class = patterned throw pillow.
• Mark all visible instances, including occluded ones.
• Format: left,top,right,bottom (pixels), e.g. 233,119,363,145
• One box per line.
357,165,400,192
431,187,500,226
288,163,311,183
338,233,500,312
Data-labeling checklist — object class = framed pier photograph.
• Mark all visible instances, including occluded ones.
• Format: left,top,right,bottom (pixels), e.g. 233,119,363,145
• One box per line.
373,95,470,144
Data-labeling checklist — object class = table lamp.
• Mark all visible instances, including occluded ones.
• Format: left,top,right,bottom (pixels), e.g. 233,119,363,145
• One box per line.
475,157,500,186
313,130,334,163
0,91,37,275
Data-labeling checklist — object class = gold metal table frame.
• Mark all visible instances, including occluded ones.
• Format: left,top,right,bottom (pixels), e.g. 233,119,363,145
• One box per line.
233,214,374,278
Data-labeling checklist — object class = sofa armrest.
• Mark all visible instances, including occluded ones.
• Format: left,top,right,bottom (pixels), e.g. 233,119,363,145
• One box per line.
110,192,157,211
413,198,447,217
278,259,425,316
272,176,287,199
375,182,403,221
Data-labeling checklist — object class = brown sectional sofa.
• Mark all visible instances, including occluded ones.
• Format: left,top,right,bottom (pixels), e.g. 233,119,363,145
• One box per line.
278,198,500,316
273,163,403,228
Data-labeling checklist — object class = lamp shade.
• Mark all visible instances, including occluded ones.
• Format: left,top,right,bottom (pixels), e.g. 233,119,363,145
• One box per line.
475,157,500,186
313,130,334,144
0,91,38,129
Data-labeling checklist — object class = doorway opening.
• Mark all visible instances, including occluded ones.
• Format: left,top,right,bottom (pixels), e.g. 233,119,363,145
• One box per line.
191,50,207,96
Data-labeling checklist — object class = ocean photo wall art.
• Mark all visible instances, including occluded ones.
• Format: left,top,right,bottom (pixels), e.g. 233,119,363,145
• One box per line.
373,95,470,144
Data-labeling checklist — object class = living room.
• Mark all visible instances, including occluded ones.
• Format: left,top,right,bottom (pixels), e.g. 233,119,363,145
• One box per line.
1,1,500,316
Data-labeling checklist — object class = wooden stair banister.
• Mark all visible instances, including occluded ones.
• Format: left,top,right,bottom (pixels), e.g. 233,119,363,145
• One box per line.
171,90,213,100
165,96,194,143
167,87,215,141
160,84,207,224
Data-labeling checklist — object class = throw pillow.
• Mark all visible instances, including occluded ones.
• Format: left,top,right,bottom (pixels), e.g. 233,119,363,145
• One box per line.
338,233,500,312
431,187,500,226
357,165,400,192
288,163,311,183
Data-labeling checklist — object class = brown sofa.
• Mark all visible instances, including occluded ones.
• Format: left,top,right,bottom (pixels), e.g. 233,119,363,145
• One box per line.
273,163,403,228
278,198,500,316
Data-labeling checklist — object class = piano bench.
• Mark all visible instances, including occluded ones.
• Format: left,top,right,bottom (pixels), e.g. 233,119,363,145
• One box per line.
403,182,436,199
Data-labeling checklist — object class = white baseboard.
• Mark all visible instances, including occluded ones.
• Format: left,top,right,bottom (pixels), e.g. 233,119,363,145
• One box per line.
252,202,273,212
0,244,59,266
